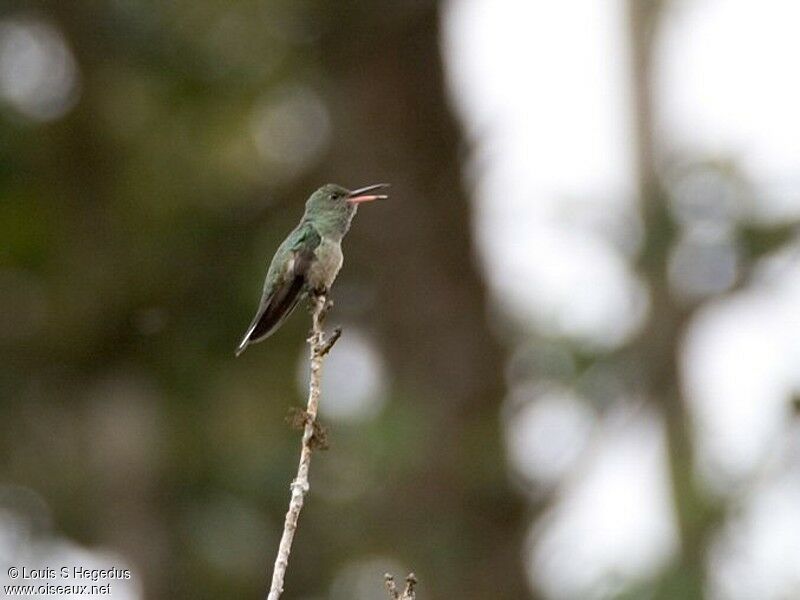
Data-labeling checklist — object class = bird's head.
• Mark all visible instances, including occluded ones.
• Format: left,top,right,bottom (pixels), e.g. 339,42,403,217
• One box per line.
304,183,389,235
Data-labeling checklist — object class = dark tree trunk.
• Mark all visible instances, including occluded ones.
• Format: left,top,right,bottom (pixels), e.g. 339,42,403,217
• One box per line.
314,3,532,598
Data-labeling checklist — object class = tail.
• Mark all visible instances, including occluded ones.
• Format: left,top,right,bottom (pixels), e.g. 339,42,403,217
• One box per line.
235,277,305,356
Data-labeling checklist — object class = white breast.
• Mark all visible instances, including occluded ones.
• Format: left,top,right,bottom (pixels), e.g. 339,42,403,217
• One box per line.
308,238,343,290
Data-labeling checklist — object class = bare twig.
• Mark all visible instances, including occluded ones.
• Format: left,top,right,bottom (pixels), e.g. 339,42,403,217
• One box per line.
320,326,342,357
384,573,417,600
384,574,399,599
266,294,338,600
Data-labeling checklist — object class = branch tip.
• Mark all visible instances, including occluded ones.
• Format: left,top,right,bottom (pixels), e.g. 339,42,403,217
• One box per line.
384,572,417,600
384,573,399,600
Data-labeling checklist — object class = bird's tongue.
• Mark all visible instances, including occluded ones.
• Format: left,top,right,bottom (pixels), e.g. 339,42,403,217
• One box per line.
348,194,386,204
346,183,389,203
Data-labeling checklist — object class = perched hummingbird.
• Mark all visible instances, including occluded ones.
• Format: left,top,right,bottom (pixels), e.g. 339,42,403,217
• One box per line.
236,183,389,356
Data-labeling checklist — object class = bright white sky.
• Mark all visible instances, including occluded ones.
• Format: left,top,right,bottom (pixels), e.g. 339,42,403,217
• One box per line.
656,0,800,220
443,0,800,598
443,0,643,349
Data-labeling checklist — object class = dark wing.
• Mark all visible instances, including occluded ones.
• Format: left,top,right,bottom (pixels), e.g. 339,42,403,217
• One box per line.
235,224,320,356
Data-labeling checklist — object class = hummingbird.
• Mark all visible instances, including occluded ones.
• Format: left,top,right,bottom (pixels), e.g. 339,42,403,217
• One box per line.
236,183,389,356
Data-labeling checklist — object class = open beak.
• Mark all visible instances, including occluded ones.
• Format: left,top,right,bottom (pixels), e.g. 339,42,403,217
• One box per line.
347,183,390,204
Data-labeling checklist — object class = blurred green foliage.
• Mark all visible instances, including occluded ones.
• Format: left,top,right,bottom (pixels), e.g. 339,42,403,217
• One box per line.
0,1,526,598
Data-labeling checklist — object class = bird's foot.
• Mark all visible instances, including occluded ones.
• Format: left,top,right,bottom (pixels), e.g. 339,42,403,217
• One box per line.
308,287,333,322
309,286,328,300
307,286,328,309
320,297,334,322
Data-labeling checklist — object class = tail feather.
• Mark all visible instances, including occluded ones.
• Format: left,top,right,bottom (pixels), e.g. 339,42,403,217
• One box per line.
235,276,305,356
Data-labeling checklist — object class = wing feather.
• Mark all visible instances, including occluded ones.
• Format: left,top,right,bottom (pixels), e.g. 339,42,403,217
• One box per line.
235,223,320,355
